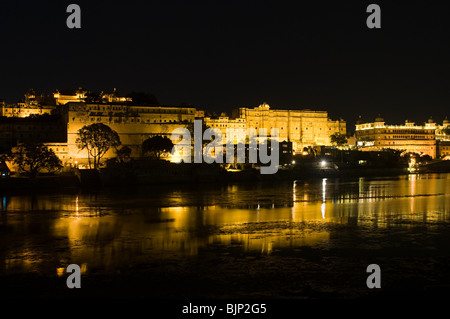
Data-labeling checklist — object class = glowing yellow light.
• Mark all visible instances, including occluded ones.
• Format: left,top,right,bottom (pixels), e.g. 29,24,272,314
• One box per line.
56,267,65,277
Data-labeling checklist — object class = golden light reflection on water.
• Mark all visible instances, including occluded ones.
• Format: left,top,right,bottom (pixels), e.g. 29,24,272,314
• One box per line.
56,263,87,277
0,173,449,274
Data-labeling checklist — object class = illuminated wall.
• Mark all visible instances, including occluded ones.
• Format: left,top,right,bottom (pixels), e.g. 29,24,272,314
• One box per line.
438,141,450,158
232,103,346,151
65,102,198,166
1,105,55,118
203,116,246,142
53,88,86,105
355,118,439,158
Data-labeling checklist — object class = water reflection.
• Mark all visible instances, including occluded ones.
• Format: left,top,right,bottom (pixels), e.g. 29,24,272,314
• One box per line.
0,173,449,275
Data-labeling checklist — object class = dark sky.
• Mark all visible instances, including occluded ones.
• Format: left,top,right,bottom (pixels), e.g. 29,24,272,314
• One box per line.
1,0,449,129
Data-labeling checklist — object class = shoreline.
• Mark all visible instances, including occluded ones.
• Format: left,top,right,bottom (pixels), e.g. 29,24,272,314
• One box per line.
0,165,448,194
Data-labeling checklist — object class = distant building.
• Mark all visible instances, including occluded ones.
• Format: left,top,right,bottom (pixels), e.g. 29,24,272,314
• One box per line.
53,87,87,105
435,117,450,142
195,110,205,118
354,116,446,158
1,89,56,118
101,88,132,103
1,88,210,169
437,141,450,159
232,102,346,151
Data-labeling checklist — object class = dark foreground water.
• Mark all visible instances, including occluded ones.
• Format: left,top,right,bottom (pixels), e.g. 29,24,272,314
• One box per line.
1,173,450,299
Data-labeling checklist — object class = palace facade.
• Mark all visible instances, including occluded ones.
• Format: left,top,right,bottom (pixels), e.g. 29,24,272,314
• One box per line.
355,116,450,159
1,89,350,168
63,102,198,167
1,89,56,118
231,103,346,151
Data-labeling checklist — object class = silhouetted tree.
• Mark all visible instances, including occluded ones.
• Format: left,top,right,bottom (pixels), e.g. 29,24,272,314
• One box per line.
115,145,132,163
12,143,62,177
84,91,103,103
142,135,174,159
330,133,348,146
76,123,121,169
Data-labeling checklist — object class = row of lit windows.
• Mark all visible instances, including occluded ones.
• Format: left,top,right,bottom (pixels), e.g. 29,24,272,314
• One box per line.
209,124,246,128
359,133,434,140
378,142,435,149
249,124,338,132
136,108,194,114
385,129,434,134
386,135,434,139
89,117,193,124
381,141,435,146
3,108,47,112
249,122,343,131
88,106,194,114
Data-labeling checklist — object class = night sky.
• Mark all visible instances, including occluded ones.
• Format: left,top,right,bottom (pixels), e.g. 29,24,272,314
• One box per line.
1,0,449,130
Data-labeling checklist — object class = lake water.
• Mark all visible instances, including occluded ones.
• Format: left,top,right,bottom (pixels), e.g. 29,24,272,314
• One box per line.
1,173,450,299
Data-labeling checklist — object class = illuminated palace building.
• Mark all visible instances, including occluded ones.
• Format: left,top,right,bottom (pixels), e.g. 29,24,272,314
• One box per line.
355,116,450,159
1,89,201,167
1,89,55,117
1,89,346,167
64,102,200,164
229,103,346,151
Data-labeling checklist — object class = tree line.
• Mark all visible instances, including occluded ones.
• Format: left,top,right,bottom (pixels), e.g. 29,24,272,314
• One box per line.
1,123,174,177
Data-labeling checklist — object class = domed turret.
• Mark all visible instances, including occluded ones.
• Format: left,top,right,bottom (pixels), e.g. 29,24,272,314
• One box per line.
259,102,270,109
374,114,384,122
